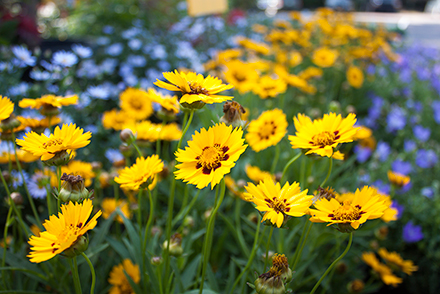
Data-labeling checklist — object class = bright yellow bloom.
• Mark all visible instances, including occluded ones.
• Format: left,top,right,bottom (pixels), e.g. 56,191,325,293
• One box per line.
102,198,131,223
377,248,418,275
119,88,153,120
347,66,364,88
246,109,288,152
16,123,91,161
223,60,259,94
252,75,287,99
147,88,180,114
245,164,274,183
375,190,397,223
288,112,358,158
108,259,140,294
124,121,182,142
387,171,410,187
298,67,323,80
312,47,338,68
18,116,61,131
114,155,163,191
102,109,136,131
353,126,372,140
175,123,247,189
244,178,313,228
0,96,14,121
27,199,101,263
154,70,233,106
237,38,271,55
19,94,78,110
309,186,388,231
362,252,402,287
289,51,303,67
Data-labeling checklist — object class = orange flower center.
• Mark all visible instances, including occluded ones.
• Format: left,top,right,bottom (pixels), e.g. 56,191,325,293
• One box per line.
195,144,229,175
43,138,63,149
188,82,209,95
259,121,276,140
311,131,340,147
328,200,364,222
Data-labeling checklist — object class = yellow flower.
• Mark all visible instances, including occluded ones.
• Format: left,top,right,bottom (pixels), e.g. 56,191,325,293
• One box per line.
298,67,323,80
146,88,180,114
288,112,358,158
223,60,259,94
119,88,153,120
237,38,271,55
362,252,402,287
108,259,140,294
246,109,288,152
387,171,410,187
353,126,372,140
27,199,101,263
102,109,136,131
312,47,338,68
175,123,247,189
346,66,364,88
375,190,397,223
154,70,233,106
102,198,131,223
18,116,61,131
309,186,388,231
252,75,287,99
0,96,14,121
245,164,274,183
19,94,78,114
377,248,418,275
289,51,303,67
244,178,312,228
0,148,39,164
124,121,182,142
225,175,252,201
114,155,164,190
16,123,91,162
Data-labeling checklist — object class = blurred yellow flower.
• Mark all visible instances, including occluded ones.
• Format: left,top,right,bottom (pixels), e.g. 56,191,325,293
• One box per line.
102,109,136,131
245,164,274,183
19,94,78,115
223,60,259,94
119,88,153,120
246,109,287,152
108,259,140,294
252,75,287,99
377,248,418,275
387,171,410,187
312,47,338,68
0,96,14,121
102,198,131,223
362,252,402,287
346,65,364,88
114,155,163,191
146,88,180,115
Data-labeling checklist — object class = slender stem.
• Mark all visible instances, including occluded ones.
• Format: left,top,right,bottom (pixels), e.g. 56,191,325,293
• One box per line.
174,190,201,229
292,221,313,272
57,165,62,211
81,252,96,294
45,186,53,217
270,144,280,174
280,152,302,184
320,157,333,188
113,183,121,238
263,226,274,272
2,206,13,289
70,257,82,294
143,188,154,256
132,141,143,158
290,218,307,265
137,189,143,231
199,179,225,294
177,110,195,151
156,120,166,158
309,232,353,294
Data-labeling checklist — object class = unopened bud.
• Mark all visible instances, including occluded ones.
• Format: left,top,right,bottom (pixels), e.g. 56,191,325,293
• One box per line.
120,129,136,144
151,256,163,266
329,101,341,113
0,114,21,131
375,226,388,240
43,150,71,166
336,261,348,274
10,192,23,205
63,235,88,258
255,274,285,294
183,216,195,228
58,174,89,203
347,279,365,294
162,233,183,257
119,144,132,158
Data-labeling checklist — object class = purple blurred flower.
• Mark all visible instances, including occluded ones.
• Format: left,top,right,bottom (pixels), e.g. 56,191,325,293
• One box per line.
366,96,383,128
403,221,424,243
415,149,438,168
375,141,390,162
421,187,434,198
371,180,390,195
354,145,372,163
432,101,440,124
392,159,412,175
413,125,431,142
404,140,417,152
386,106,406,133
391,201,404,218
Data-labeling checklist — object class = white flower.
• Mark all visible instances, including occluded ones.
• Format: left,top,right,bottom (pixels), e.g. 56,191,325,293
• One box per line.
11,46,36,67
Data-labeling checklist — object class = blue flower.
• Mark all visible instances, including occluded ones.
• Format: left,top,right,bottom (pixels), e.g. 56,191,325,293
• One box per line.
402,221,423,243
8,82,30,96
391,201,404,218
432,100,440,124
392,159,412,175
421,187,434,198
386,106,406,133
128,39,142,51
413,125,430,142
105,149,124,163
375,141,390,162
52,51,78,67
365,95,383,128
28,174,47,199
354,145,372,163
415,149,438,168
10,170,29,189
30,69,51,81
127,55,146,67
102,25,114,34
404,140,417,153
11,45,36,67
371,180,390,195
87,85,111,100
106,43,124,56
72,44,93,58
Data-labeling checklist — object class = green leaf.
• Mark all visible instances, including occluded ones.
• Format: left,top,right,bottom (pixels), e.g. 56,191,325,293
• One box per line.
183,290,218,294
90,209,116,247
123,269,143,294
107,236,130,259
170,258,184,293
206,263,219,293
182,254,201,290
0,267,47,284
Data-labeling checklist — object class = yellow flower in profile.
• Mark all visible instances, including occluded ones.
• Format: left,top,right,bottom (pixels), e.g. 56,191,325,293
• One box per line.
245,164,274,183
18,116,61,132
0,96,14,121
27,199,101,263
244,178,312,228
124,121,182,143
102,198,131,223
387,171,410,187
102,109,136,131
246,109,288,152
252,75,287,99
288,112,358,158
223,60,259,94
346,65,364,88
309,186,388,231
16,123,91,162
19,94,78,111
362,252,402,287
114,155,164,190
146,88,180,114
374,189,398,223
175,123,247,190
312,47,338,68
225,175,252,202
108,259,140,294
119,88,153,120
154,70,233,106
353,126,372,140
377,248,418,275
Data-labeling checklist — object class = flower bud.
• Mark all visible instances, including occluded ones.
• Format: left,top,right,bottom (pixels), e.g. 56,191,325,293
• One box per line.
63,235,88,258
0,114,21,131
58,174,90,203
254,274,285,294
328,101,341,113
151,256,163,266
180,101,205,110
10,192,23,205
43,150,71,166
336,261,348,274
120,129,136,145
119,144,132,158
347,279,365,294
375,226,388,240
219,101,246,128
162,233,183,257
183,216,195,228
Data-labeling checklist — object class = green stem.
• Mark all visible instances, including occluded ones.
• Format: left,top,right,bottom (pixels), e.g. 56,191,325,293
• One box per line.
309,232,353,294
156,120,166,158
143,188,154,258
2,206,13,289
263,226,274,272
132,141,143,158
270,144,280,174
320,157,333,188
292,221,313,272
57,165,62,211
199,179,225,294
137,189,143,232
81,252,96,294
45,186,53,217
70,257,82,294
280,152,302,184
177,110,194,151
174,190,201,229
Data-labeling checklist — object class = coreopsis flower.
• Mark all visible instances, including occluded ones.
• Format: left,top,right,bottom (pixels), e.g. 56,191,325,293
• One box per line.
224,175,251,201
377,248,418,275
245,164,274,183
346,65,364,88
119,87,153,120
362,252,402,287
223,60,259,94
0,148,39,164
375,190,398,223
0,96,14,121
124,121,182,143
114,155,164,190
289,51,303,67
312,47,338,68
174,123,247,189
146,88,180,115
244,178,312,228
16,123,91,164
387,170,410,187
102,109,136,131
252,75,287,99
27,199,102,263
108,259,140,294
18,116,61,133
246,109,288,152
101,198,131,223
288,112,358,159
19,94,78,116
154,70,233,107
237,38,270,55
309,186,388,232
